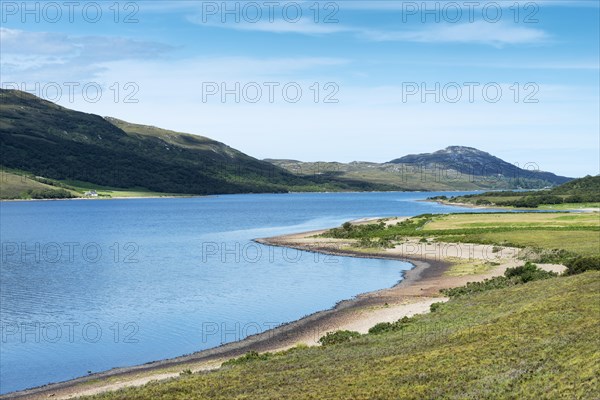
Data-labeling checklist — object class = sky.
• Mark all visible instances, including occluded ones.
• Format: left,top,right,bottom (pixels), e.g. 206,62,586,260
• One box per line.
1,0,599,177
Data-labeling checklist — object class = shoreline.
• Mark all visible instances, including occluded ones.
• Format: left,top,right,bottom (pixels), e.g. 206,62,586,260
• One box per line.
3,221,556,400
0,189,484,203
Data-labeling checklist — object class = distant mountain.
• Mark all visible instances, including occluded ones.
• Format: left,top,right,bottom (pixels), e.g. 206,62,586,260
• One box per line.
0,89,393,196
389,146,571,186
0,89,575,197
269,146,572,191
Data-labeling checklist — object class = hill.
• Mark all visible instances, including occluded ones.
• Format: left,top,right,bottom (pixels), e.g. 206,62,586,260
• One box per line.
0,90,394,197
390,146,571,186
0,89,575,198
268,147,572,191
81,270,599,399
437,175,600,208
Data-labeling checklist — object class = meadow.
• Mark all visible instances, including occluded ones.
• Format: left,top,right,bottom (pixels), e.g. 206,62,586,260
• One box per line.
82,272,599,399
325,212,600,260
78,211,600,399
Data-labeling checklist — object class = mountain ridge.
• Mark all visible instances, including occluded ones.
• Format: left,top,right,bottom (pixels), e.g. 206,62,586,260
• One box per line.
389,146,570,185
0,89,573,197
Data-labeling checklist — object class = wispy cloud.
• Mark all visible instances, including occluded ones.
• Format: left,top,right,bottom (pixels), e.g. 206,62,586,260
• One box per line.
362,21,550,46
339,0,599,11
0,28,174,81
0,28,173,58
187,16,348,35
187,16,550,46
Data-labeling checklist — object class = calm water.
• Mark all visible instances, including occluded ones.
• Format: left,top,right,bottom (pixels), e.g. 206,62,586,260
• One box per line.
1,191,487,393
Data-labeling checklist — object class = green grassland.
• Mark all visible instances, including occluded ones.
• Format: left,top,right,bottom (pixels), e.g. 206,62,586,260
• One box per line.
539,202,600,210
1,171,74,199
83,272,599,400
325,212,600,259
0,170,184,200
78,212,600,400
422,212,600,230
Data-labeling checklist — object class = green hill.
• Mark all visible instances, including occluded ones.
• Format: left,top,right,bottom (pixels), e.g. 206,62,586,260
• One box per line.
82,271,599,399
438,175,600,208
0,89,394,197
0,89,578,198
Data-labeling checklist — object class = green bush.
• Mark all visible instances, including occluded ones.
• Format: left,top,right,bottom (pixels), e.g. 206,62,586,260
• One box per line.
368,316,413,335
368,322,394,335
23,188,75,199
442,262,557,298
222,351,272,366
318,330,361,346
504,262,558,283
565,256,600,275
430,302,444,312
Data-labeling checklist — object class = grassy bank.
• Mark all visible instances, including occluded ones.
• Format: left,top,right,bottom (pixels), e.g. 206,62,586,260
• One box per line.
82,272,599,399
324,212,600,260
74,211,600,400
0,170,189,200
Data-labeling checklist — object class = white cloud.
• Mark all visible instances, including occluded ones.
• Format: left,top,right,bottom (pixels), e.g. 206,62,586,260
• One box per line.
361,21,550,46
0,28,174,82
339,0,599,11
50,56,596,177
188,17,349,35
187,14,549,46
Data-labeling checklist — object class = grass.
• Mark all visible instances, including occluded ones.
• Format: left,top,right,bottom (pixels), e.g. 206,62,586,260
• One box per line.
539,202,600,210
457,230,600,257
0,170,79,199
75,212,599,399
0,169,191,200
325,212,600,262
422,212,600,230
444,258,499,277
81,272,600,399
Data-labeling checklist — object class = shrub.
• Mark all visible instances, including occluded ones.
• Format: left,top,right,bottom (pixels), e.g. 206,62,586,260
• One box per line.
504,262,557,283
368,322,394,335
442,262,557,298
430,302,444,312
318,330,361,346
222,351,272,366
565,256,600,275
368,316,413,335
357,237,374,248
24,188,75,199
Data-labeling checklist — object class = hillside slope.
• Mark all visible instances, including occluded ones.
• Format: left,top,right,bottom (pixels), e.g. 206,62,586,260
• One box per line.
83,272,599,399
268,148,572,191
439,175,600,208
0,90,393,195
0,89,574,196
390,146,571,186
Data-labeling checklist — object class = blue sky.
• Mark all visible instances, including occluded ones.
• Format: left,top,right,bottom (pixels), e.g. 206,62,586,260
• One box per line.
1,0,598,177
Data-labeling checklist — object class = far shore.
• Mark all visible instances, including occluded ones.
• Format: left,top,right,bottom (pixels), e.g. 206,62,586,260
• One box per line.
2,220,565,400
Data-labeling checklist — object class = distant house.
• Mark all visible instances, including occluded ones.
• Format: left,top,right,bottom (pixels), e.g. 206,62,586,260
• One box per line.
84,190,98,197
